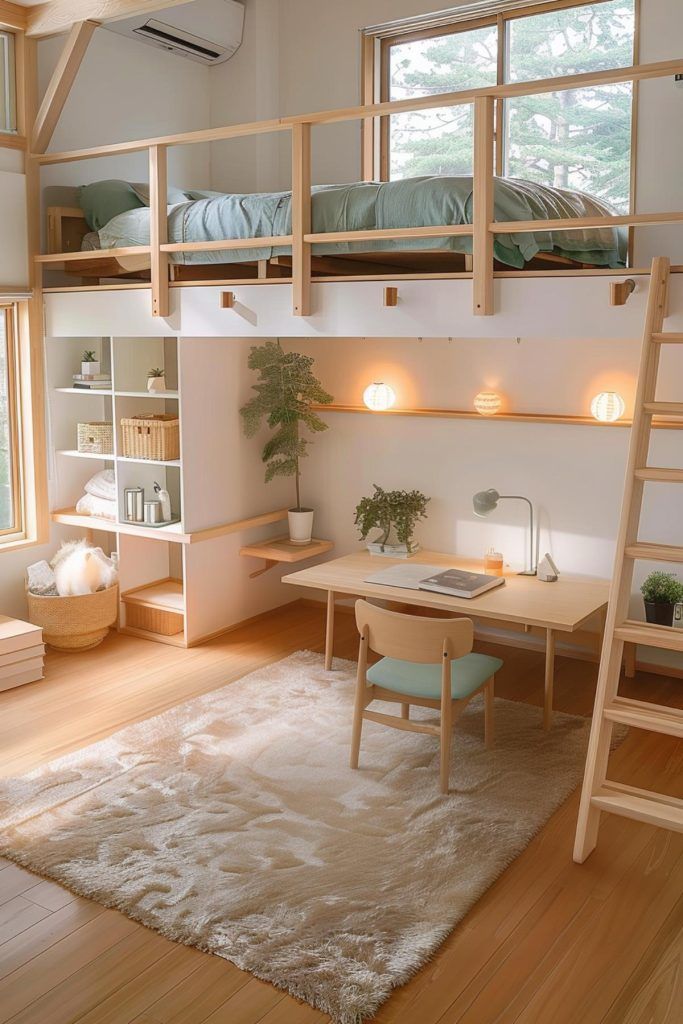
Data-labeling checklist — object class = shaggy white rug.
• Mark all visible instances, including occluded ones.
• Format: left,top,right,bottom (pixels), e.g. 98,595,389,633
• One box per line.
0,651,595,1023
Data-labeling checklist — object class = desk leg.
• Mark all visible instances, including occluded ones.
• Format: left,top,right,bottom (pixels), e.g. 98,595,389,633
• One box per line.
543,628,556,730
325,590,336,671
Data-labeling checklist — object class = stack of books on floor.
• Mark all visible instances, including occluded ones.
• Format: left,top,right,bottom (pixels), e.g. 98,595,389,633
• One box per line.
73,373,112,390
0,616,44,691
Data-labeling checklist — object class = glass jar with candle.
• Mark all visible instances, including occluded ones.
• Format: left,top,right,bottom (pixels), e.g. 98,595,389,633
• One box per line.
484,548,504,577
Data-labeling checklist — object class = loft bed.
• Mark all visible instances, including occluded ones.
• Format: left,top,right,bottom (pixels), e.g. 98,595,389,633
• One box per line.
33,57,683,318
45,176,627,285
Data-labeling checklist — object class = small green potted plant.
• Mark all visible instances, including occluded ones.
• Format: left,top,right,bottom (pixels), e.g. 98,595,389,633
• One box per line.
354,484,430,557
641,571,683,627
147,367,166,393
81,349,100,377
240,341,333,544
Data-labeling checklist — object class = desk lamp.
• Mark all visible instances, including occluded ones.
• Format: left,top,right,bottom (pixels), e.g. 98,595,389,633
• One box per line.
473,489,537,576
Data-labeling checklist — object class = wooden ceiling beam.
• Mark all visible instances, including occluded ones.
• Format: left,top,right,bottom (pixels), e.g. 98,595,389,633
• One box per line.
26,0,196,39
0,1,27,31
31,19,97,154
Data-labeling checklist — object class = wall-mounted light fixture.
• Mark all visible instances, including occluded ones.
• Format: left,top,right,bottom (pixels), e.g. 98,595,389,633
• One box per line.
363,382,396,412
590,391,625,422
474,391,502,416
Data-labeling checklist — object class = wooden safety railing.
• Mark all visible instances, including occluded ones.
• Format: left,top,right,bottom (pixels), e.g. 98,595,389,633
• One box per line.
31,57,683,319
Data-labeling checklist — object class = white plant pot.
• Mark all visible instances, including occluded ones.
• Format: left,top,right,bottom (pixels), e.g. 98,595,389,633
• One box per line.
288,508,314,545
82,361,100,376
147,377,166,392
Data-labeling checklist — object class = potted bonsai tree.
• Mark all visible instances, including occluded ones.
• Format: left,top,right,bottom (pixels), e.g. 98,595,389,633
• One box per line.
354,484,430,556
81,349,100,377
240,341,333,544
641,571,683,627
147,367,166,393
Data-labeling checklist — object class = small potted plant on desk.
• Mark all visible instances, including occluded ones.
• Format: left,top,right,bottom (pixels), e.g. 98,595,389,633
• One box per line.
641,571,683,627
81,350,100,376
355,484,430,557
147,367,166,393
240,341,333,545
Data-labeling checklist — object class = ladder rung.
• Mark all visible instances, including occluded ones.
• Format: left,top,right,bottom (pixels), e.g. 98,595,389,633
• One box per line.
643,402,683,417
652,333,683,343
625,542,683,563
634,467,683,483
614,621,683,652
591,782,683,832
604,697,683,738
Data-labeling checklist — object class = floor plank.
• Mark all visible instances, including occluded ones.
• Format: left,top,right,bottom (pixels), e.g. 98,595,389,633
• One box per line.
0,600,680,1024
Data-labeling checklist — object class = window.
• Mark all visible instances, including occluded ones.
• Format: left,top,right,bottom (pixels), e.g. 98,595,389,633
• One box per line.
0,31,17,135
0,306,22,538
375,0,637,212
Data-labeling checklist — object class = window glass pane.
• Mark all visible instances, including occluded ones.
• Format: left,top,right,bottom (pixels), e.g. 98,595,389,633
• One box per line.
0,31,17,134
505,1,635,211
387,26,498,179
0,310,16,532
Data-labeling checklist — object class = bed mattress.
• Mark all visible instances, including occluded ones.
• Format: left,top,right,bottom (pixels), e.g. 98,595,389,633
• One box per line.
95,176,627,270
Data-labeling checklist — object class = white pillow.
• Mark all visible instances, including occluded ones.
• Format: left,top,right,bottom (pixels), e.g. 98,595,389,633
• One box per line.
84,469,116,501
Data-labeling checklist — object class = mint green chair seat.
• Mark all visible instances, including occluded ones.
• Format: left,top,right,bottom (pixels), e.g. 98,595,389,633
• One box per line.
367,652,504,700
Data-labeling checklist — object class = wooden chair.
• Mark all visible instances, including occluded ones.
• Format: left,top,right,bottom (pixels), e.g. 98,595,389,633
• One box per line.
352,600,502,794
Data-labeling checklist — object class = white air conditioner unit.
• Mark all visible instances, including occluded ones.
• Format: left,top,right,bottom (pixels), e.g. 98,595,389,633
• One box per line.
106,0,244,66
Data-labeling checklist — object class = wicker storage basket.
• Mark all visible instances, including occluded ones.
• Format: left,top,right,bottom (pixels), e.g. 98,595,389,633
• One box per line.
26,584,118,651
77,421,114,455
120,414,180,461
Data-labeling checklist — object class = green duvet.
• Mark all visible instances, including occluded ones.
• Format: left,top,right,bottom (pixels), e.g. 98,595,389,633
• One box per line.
97,176,627,270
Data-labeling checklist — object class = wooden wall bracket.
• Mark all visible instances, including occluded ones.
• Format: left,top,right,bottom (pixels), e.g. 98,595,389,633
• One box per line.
220,291,235,308
610,279,636,306
383,286,398,307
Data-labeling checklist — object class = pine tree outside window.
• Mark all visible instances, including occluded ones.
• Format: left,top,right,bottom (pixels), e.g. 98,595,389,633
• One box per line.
377,0,636,213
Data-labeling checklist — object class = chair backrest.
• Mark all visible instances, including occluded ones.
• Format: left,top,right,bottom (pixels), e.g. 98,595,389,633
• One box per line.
355,600,473,663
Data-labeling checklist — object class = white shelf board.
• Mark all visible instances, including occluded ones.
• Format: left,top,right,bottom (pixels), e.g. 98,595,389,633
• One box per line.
50,508,189,543
56,449,115,460
117,455,181,468
115,390,179,399
54,387,113,396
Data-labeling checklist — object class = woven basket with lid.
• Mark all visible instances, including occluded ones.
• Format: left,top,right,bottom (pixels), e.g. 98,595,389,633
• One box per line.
120,414,180,461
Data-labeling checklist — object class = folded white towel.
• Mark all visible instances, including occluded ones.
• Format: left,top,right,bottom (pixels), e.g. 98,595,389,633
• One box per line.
84,469,116,502
76,492,118,520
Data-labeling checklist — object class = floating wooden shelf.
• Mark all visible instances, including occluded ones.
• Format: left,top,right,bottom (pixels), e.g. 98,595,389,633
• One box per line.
312,405,683,431
240,536,333,577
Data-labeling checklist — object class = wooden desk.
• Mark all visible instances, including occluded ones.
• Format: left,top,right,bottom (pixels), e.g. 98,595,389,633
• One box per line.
282,550,610,729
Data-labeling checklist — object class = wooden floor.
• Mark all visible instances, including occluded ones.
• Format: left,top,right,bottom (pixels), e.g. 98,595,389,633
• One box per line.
0,599,681,1024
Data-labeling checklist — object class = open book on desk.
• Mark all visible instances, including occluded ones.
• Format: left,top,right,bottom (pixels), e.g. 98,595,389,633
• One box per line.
364,564,505,599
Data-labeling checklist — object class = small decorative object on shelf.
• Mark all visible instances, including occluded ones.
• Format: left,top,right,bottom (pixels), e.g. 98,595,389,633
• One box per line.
147,367,166,392
474,391,502,416
124,486,145,523
143,500,163,524
641,571,683,627
590,391,625,422
354,484,429,557
240,341,333,545
77,421,114,455
154,481,172,521
537,552,560,583
72,372,111,390
120,414,180,461
81,349,100,376
363,382,396,412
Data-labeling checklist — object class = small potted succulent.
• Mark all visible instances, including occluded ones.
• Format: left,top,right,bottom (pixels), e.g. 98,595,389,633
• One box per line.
147,367,166,393
240,341,333,544
641,571,683,627
81,349,100,376
354,484,430,557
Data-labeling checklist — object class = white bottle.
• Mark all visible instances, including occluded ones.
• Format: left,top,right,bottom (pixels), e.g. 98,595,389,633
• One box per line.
153,481,172,522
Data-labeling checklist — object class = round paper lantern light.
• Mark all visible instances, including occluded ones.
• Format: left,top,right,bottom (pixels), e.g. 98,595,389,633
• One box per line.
363,382,396,412
590,391,625,423
473,391,502,416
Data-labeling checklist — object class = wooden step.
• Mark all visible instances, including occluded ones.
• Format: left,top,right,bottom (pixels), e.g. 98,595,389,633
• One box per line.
614,620,683,652
591,781,683,832
604,696,683,738
652,333,683,343
634,467,683,483
643,401,683,416
625,541,683,563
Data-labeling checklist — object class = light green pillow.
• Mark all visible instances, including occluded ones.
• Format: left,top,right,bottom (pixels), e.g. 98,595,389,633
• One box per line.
77,180,145,231
130,182,188,206
185,189,224,201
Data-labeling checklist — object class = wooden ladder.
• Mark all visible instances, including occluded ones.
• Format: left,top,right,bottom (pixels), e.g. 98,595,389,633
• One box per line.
573,255,683,863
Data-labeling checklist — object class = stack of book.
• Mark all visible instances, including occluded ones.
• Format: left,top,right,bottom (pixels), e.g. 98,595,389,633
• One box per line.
0,616,44,691
72,372,112,390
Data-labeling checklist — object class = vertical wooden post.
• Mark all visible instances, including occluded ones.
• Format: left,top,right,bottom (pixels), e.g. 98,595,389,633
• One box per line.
473,95,495,317
149,145,169,319
291,122,311,317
